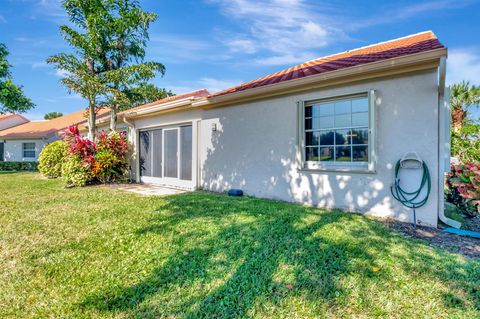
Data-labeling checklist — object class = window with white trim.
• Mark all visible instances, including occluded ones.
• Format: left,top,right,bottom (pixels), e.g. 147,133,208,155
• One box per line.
23,142,36,158
302,92,374,171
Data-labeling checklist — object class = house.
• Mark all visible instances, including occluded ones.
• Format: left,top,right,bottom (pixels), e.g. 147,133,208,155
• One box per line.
0,109,109,161
89,31,451,227
0,114,30,160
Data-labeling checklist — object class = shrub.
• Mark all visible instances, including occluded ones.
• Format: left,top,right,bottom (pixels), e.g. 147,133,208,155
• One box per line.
38,140,68,178
447,163,480,216
0,161,38,171
60,126,129,187
451,123,480,163
93,131,128,183
61,155,92,187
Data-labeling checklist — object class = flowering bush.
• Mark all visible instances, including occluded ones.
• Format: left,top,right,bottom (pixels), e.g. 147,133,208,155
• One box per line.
447,163,480,216
62,155,92,187
38,140,68,178
93,131,129,183
61,126,129,186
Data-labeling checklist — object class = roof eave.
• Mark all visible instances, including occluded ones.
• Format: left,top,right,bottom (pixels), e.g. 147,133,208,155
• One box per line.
194,47,447,109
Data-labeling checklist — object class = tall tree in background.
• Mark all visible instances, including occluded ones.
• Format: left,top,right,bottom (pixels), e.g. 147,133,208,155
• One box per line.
48,0,111,141
44,112,63,120
0,43,35,114
100,0,168,131
450,81,480,132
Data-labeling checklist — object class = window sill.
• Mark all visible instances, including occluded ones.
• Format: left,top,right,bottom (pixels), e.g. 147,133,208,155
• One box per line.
299,162,376,174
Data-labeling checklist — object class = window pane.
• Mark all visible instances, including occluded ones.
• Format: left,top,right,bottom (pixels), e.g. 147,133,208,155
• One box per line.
335,129,351,145
151,129,162,178
305,106,312,118
335,100,351,114
164,129,178,178
305,131,319,146
312,104,321,117
319,102,334,116
352,112,369,127
319,130,335,145
352,97,368,112
139,131,151,177
319,116,334,129
319,147,334,161
353,145,368,162
335,114,351,128
24,151,35,158
336,146,351,162
351,128,368,144
306,147,319,161
23,143,35,150
180,125,193,181
304,118,312,130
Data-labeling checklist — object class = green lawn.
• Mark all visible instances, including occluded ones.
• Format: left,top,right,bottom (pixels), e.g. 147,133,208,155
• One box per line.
1,173,479,318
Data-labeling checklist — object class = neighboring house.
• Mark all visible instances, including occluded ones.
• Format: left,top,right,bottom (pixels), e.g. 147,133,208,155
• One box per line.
95,31,449,227
0,109,109,162
0,114,30,161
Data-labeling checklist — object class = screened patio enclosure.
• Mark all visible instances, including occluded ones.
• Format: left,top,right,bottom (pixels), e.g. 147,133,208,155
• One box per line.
139,124,194,189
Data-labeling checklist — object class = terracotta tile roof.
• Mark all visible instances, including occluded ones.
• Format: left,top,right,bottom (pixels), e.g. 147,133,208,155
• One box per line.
211,31,444,97
0,114,29,122
121,89,210,115
0,108,110,139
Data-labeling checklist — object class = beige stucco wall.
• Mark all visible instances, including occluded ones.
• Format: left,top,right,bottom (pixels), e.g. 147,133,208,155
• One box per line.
199,70,440,226
130,69,441,226
3,139,47,161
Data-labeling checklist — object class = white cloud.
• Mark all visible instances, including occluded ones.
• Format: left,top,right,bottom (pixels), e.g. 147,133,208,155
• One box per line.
225,38,257,54
55,68,71,77
166,77,244,94
254,53,317,66
447,48,480,85
207,0,339,65
32,61,48,68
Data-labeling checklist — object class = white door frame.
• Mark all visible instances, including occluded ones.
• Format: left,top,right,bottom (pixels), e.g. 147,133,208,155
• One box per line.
139,121,197,190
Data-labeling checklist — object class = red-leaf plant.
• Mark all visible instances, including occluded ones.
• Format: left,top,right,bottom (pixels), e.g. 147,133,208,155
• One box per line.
64,125,96,170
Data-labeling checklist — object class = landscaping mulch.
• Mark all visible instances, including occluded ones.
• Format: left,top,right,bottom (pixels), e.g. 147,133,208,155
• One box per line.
384,219,480,259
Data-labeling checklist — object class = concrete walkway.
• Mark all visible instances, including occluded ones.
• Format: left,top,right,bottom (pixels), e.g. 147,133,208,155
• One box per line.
108,183,188,196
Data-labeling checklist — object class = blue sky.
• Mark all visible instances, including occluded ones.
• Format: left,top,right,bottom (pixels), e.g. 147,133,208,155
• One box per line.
1,0,480,120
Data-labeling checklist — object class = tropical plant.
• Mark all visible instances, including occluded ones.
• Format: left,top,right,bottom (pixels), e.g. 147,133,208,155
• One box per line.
47,0,111,141
93,130,128,183
38,140,68,178
0,43,34,114
62,155,93,187
451,122,480,163
448,163,480,216
450,81,480,132
44,112,63,120
98,0,167,131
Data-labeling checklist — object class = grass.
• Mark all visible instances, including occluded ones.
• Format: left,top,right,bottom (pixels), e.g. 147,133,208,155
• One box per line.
1,172,479,318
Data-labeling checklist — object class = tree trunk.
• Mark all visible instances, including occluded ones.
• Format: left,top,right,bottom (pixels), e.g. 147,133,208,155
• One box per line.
451,108,466,132
88,102,96,142
110,105,117,131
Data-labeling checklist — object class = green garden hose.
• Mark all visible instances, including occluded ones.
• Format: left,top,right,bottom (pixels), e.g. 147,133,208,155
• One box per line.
390,160,431,227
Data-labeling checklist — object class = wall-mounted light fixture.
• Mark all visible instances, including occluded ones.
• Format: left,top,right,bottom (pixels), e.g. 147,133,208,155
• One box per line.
211,123,217,132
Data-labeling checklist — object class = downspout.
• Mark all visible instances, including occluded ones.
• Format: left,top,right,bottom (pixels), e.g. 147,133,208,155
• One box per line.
437,56,461,228
122,115,138,183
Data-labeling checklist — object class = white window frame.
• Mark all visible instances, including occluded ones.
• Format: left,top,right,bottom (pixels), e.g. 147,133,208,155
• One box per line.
22,142,36,159
297,90,376,173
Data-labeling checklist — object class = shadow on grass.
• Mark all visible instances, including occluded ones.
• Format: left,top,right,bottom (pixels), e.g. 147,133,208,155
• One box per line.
81,192,480,318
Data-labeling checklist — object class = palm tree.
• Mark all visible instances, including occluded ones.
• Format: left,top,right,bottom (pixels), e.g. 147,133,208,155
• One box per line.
450,81,480,132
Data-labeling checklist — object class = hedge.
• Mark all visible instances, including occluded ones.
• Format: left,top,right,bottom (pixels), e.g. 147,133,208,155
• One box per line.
0,161,38,171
